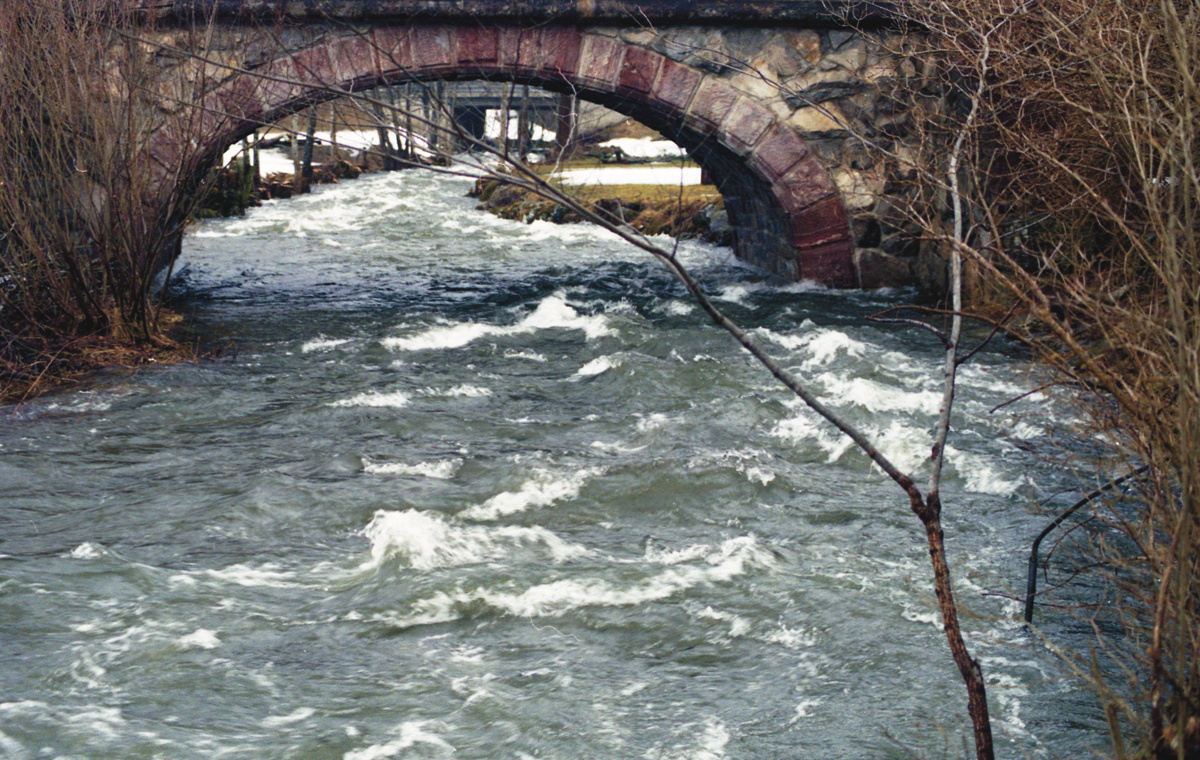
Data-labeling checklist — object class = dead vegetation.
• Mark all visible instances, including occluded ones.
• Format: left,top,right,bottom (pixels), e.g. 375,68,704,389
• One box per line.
882,1,1200,755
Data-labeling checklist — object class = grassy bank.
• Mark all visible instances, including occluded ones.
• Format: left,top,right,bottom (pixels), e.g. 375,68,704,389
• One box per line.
471,174,728,244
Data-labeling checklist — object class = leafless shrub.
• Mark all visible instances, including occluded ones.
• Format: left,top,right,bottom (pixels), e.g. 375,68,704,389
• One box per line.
892,0,1200,755
0,0,219,398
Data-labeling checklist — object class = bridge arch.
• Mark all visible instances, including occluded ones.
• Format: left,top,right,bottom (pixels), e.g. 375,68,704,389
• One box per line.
160,24,854,285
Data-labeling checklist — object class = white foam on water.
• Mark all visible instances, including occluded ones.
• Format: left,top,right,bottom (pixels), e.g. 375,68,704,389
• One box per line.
420,384,492,398
635,413,674,432
0,730,24,757
800,330,869,369
778,279,828,293
301,337,352,353
386,536,772,627
957,363,1033,397
363,458,463,479
762,625,817,649
644,542,714,565
382,293,613,352
943,445,1027,496
900,604,943,628
870,419,934,476
575,355,621,377
714,283,759,305
0,702,138,746
591,440,649,454
661,300,695,316
519,294,614,340
741,465,775,485
760,326,869,369
772,403,933,475
693,606,752,637
360,509,589,571
171,562,299,588
459,467,603,521
818,374,942,415
382,321,496,351
621,681,649,697
514,217,624,243
646,717,730,760
790,699,822,721
689,449,778,486
1008,420,1044,440
68,542,107,559
770,410,855,463
343,720,455,760
0,700,51,715
328,391,411,408
41,395,114,414
66,706,126,740
178,629,221,650
504,349,547,362
261,707,316,728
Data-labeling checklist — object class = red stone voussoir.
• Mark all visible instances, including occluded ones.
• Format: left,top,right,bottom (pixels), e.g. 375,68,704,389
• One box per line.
774,157,838,215
410,25,456,76
720,97,774,154
326,34,380,89
648,59,701,119
685,78,739,134
577,35,624,92
791,196,850,247
456,26,500,68
796,240,856,286
372,27,414,75
618,47,664,96
542,28,584,81
749,126,811,182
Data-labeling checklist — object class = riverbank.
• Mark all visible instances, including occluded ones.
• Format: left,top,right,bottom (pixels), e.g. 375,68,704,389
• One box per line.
469,175,731,245
0,314,195,405
197,151,419,218
2,154,416,405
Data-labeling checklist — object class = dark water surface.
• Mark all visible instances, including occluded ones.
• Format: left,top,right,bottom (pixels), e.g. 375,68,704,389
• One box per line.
1,168,1106,759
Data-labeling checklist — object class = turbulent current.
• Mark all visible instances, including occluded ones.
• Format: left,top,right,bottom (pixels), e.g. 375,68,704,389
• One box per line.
1,168,1108,758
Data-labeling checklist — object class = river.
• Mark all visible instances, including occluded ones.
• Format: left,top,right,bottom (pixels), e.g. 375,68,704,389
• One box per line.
0,167,1108,758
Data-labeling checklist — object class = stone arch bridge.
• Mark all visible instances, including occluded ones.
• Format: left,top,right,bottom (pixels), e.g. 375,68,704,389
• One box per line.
147,0,916,288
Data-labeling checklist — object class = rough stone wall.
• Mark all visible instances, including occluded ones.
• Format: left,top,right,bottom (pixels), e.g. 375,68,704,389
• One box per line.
601,24,929,289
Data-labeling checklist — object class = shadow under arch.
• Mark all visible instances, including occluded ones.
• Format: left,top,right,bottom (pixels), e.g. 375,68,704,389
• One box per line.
158,24,854,286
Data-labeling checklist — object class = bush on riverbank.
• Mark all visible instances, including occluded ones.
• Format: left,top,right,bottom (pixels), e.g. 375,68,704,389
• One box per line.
897,0,1200,755
0,1,218,402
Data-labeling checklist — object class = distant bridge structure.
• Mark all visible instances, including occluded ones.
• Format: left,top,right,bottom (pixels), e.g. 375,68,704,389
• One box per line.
144,0,921,287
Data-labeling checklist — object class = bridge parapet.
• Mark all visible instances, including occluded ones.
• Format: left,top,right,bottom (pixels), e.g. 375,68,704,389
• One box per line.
153,0,897,26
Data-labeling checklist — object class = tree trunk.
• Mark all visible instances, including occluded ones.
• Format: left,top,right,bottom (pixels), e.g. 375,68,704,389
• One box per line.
300,105,317,192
